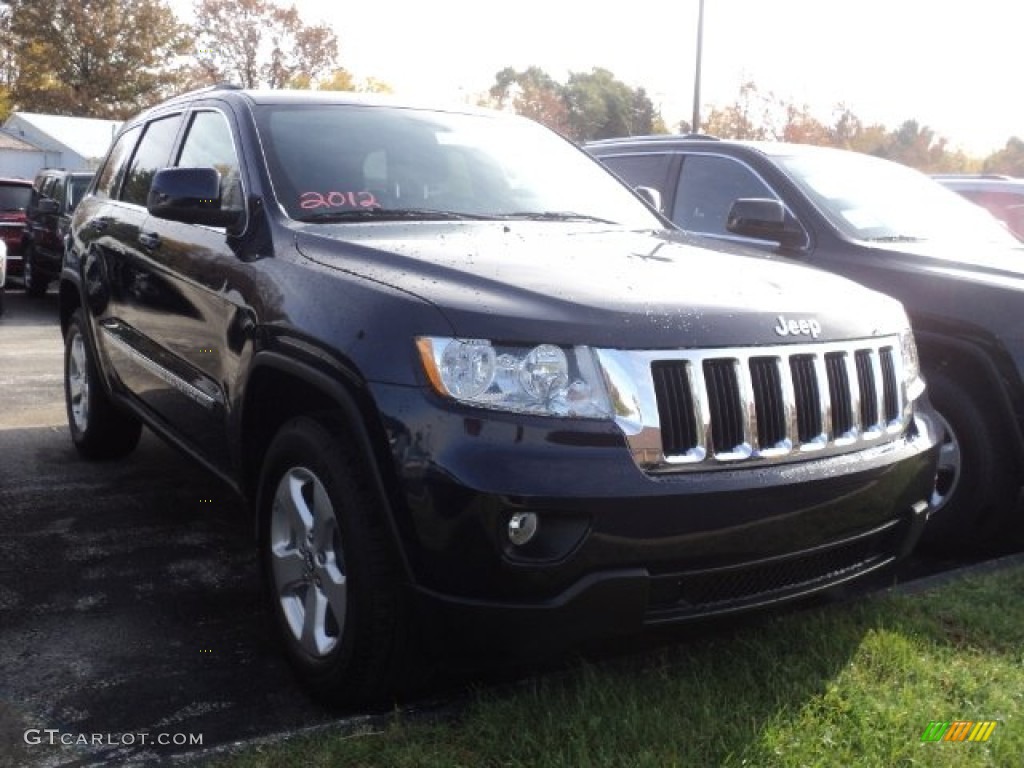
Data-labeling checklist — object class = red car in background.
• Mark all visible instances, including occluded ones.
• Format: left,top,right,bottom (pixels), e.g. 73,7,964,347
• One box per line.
933,175,1024,241
0,177,32,277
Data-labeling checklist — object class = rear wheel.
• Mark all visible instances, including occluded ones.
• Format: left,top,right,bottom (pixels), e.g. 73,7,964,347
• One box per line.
918,369,1019,554
64,309,142,459
259,415,412,707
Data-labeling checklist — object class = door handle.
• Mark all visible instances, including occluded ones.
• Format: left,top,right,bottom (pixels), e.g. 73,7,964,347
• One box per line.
138,231,161,250
89,218,110,232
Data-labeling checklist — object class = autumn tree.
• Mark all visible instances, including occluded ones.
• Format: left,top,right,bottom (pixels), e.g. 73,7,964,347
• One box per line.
700,81,778,140
488,66,571,136
289,68,394,93
6,0,189,119
193,0,338,89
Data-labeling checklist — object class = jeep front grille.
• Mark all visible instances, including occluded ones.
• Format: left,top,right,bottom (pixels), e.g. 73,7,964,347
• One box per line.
596,337,910,472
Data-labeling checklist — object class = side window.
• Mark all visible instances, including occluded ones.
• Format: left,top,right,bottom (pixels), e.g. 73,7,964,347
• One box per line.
94,126,142,200
673,155,776,235
119,115,183,207
177,110,244,212
600,154,673,204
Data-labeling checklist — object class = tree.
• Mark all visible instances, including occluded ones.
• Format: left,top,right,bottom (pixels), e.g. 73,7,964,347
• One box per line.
564,67,661,141
700,81,778,140
193,0,338,89
485,66,664,141
780,103,830,145
488,66,571,136
6,0,190,119
983,137,1024,176
289,68,394,94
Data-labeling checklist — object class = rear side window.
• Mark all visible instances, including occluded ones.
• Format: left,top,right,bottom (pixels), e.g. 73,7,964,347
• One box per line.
119,115,183,206
0,183,31,211
673,155,776,235
94,126,142,200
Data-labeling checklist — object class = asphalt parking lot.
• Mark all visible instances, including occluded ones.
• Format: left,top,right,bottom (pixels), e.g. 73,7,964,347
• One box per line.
0,286,991,767
0,289,342,767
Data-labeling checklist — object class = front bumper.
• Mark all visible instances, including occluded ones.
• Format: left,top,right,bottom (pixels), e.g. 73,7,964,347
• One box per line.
373,383,940,652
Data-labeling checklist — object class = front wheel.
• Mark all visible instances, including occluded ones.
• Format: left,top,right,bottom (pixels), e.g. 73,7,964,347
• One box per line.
258,415,413,707
918,369,1019,554
64,309,142,459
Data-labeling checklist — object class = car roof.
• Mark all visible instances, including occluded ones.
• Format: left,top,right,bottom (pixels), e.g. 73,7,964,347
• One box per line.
144,84,502,120
585,134,847,159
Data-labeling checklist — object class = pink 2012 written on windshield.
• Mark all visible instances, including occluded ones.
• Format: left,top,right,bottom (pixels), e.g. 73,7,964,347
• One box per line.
300,191,380,210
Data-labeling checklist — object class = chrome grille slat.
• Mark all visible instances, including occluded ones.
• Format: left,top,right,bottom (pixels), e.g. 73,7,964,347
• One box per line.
601,336,911,473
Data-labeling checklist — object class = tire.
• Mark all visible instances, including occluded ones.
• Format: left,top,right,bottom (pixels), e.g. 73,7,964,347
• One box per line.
64,309,143,459
918,369,1019,555
258,415,412,707
23,245,49,297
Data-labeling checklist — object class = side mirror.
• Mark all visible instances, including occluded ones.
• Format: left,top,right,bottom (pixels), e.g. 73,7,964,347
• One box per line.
37,198,60,214
726,198,803,247
147,167,240,227
634,185,663,213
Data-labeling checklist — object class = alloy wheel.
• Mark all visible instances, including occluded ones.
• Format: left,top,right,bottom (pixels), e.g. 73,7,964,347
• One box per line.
929,411,961,513
269,466,347,658
67,331,90,434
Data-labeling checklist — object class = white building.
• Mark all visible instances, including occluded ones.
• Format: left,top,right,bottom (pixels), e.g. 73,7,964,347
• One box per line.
0,112,122,178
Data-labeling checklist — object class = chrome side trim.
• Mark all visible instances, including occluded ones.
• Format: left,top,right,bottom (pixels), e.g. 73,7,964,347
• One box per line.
100,326,219,410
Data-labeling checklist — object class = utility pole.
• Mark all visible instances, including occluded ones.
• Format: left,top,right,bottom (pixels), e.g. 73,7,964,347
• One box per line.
692,0,705,133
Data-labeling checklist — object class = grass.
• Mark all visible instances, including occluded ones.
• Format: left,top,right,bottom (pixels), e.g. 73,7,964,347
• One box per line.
213,563,1024,767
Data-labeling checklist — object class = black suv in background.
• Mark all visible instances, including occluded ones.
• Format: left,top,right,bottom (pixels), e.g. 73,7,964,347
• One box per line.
24,168,94,296
62,88,939,705
588,136,1024,553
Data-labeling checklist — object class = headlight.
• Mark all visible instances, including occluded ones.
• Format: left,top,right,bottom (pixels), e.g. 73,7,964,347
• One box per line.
900,328,925,401
417,337,613,418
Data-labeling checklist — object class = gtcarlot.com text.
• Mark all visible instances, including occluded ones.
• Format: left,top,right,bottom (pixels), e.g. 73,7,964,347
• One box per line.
24,729,203,747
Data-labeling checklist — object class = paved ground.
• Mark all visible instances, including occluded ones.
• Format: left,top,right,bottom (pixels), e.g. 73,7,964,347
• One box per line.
0,290,339,767
0,287,992,767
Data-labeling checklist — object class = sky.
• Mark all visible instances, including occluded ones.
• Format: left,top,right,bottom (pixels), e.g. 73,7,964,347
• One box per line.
179,0,1022,156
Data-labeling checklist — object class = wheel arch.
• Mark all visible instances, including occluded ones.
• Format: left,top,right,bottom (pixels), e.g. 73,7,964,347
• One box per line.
59,278,82,336
915,330,1024,473
239,351,414,580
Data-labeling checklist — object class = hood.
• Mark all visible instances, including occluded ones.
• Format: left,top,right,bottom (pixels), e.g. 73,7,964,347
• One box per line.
294,222,908,348
868,239,1024,284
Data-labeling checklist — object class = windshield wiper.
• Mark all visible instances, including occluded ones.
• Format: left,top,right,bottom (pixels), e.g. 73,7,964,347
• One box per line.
295,208,491,223
496,211,617,224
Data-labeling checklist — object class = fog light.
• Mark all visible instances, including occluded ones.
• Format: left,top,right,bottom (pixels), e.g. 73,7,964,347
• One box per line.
507,512,538,546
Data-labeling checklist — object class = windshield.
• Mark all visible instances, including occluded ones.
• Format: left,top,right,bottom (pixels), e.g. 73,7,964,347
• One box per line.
253,104,662,228
775,150,1021,247
0,183,30,212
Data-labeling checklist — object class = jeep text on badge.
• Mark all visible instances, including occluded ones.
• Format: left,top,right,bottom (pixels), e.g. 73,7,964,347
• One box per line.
774,315,822,338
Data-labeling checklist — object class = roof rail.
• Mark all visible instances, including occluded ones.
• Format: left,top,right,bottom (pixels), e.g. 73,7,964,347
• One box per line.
586,132,721,146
